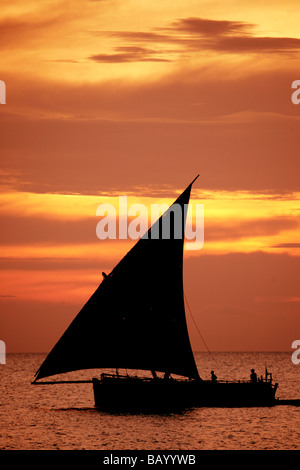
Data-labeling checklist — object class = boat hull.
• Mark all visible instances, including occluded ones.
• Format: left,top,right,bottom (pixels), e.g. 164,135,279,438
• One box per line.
92,376,278,411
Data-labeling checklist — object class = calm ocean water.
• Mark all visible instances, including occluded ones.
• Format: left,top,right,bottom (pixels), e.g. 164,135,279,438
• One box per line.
0,352,299,450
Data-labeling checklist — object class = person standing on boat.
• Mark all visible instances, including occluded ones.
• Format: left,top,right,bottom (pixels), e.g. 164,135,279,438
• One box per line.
250,369,257,383
211,370,217,382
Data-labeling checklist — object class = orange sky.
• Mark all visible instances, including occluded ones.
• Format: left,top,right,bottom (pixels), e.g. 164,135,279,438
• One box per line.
0,0,300,353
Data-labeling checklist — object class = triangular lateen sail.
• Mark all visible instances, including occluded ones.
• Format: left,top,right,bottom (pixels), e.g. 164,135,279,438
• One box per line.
34,176,200,381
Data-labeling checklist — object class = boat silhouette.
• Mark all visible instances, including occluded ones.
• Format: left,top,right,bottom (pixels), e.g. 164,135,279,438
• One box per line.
33,176,278,410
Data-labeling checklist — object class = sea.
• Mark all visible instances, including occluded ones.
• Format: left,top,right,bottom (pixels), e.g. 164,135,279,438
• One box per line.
0,352,299,452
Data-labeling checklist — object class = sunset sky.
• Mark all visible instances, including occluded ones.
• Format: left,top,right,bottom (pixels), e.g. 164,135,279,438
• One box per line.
1,0,300,354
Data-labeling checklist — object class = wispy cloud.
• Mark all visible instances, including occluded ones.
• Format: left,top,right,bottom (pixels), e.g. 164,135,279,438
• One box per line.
0,8,74,50
272,243,300,248
90,16,300,62
206,217,300,243
207,36,300,53
169,17,254,36
89,46,171,63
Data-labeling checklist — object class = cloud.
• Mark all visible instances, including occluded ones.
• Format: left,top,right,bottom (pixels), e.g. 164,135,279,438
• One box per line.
0,0,113,52
2,14,300,195
43,59,80,63
0,213,93,245
0,16,59,49
169,17,254,36
0,256,89,271
206,217,300,242
0,213,137,246
1,105,300,195
209,36,300,53
91,30,180,43
169,17,300,53
0,4,81,51
92,16,300,57
89,46,170,63
272,243,300,248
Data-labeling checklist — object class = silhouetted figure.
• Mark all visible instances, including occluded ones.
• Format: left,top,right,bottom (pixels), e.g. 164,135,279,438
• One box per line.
211,370,217,382
102,272,108,280
250,369,257,383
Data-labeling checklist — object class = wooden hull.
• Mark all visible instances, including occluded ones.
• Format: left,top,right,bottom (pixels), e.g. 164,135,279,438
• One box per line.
92,376,278,411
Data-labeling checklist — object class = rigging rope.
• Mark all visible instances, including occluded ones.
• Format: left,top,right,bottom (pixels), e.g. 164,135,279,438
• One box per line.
184,292,224,373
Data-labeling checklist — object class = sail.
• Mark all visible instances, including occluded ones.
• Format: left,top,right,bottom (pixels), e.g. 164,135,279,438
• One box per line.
34,176,200,381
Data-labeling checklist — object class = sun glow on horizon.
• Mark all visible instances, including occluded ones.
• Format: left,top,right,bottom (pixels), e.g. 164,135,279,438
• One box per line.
0,187,299,305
